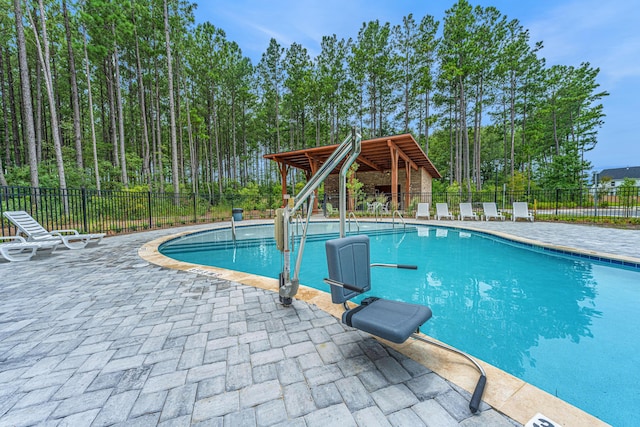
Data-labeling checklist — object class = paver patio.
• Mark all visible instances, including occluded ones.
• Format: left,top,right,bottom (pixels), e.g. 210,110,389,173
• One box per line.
2,220,637,426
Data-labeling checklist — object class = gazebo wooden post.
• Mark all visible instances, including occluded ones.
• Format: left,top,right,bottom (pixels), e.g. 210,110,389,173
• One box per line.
277,161,289,207
306,155,320,212
405,162,411,210
389,141,399,210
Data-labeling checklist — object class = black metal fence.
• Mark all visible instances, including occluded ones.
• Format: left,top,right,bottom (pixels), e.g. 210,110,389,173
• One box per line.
0,186,281,237
2,185,639,237
325,186,640,224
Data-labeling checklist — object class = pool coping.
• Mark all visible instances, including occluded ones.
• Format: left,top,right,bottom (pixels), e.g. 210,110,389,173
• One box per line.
139,219,619,427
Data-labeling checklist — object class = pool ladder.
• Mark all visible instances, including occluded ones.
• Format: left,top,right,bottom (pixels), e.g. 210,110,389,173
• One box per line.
291,214,307,251
392,210,406,229
348,212,360,233
231,216,237,242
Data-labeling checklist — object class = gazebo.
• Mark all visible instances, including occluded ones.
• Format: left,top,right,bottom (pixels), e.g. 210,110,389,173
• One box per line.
264,134,441,211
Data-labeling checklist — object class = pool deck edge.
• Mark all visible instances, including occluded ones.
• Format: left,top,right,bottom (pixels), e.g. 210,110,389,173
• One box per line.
139,220,612,427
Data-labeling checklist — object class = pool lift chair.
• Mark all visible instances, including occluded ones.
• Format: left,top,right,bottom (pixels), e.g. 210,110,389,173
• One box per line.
272,127,487,412
324,234,487,414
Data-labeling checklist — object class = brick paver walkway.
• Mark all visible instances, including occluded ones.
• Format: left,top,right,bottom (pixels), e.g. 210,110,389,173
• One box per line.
0,225,523,426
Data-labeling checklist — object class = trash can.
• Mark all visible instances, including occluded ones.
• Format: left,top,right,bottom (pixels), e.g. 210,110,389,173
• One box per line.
232,208,243,221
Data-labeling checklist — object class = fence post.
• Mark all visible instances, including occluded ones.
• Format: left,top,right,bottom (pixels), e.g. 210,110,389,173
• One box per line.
82,187,89,232
148,191,153,228
555,189,560,216
193,193,197,224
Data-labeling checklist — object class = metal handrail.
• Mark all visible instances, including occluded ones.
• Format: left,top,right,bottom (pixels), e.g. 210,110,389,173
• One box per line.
231,216,237,242
347,212,360,233
392,210,406,229
295,213,304,236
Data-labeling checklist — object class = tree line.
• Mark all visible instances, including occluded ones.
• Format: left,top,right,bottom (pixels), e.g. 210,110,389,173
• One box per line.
0,0,608,200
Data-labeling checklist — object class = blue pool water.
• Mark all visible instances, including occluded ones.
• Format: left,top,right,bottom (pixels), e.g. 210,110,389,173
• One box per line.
160,222,640,426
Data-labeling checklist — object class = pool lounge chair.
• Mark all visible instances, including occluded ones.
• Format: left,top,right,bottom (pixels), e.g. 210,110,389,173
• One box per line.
324,234,486,413
0,236,58,262
512,202,534,222
415,203,430,220
435,203,454,220
458,203,479,221
3,210,105,249
482,202,505,221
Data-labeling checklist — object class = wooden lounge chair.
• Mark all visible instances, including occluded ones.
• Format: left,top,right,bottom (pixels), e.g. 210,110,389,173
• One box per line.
435,203,454,220
415,203,430,220
0,236,58,262
482,202,505,221
3,211,105,249
512,202,534,222
459,203,479,221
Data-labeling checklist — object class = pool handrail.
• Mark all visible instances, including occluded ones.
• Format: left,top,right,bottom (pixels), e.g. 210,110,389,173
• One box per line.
392,210,406,229
231,216,236,243
348,212,360,233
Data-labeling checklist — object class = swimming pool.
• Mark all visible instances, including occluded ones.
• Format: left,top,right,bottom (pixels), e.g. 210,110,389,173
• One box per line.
160,221,640,426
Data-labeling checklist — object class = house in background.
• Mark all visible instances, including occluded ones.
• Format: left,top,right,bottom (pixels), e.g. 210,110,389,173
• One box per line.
597,166,640,189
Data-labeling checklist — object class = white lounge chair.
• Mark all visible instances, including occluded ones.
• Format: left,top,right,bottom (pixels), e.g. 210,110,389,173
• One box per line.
458,203,479,221
415,203,430,220
435,203,454,220
0,236,58,262
482,202,505,221
512,202,534,222
3,210,105,249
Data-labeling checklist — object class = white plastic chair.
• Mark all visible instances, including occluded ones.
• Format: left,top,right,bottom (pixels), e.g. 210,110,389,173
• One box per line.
458,203,479,221
482,202,505,221
415,203,430,219
512,202,534,222
435,203,454,220
0,236,58,262
3,211,105,249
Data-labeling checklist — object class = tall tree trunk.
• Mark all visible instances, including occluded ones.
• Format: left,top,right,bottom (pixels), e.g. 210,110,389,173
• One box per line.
35,57,43,163
82,26,101,192
62,0,83,170
163,0,180,200
211,90,222,196
231,91,238,182
28,0,68,213
13,0,39,189
154,72,164,191
185,94,197,194
474,77,484,191
459,76,471,193
112,27,128,187
423,90,430,155
132,13,151,188
0,49,7,184
0,49,12,182
510,70,517,177
175,52,184,184
106,59,119,167
4,48,22,167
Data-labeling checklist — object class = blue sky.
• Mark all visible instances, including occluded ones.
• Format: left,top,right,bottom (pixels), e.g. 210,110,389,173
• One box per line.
193,0,640,171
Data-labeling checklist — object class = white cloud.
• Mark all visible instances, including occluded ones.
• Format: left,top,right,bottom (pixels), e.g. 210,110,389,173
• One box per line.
525,0,640,87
